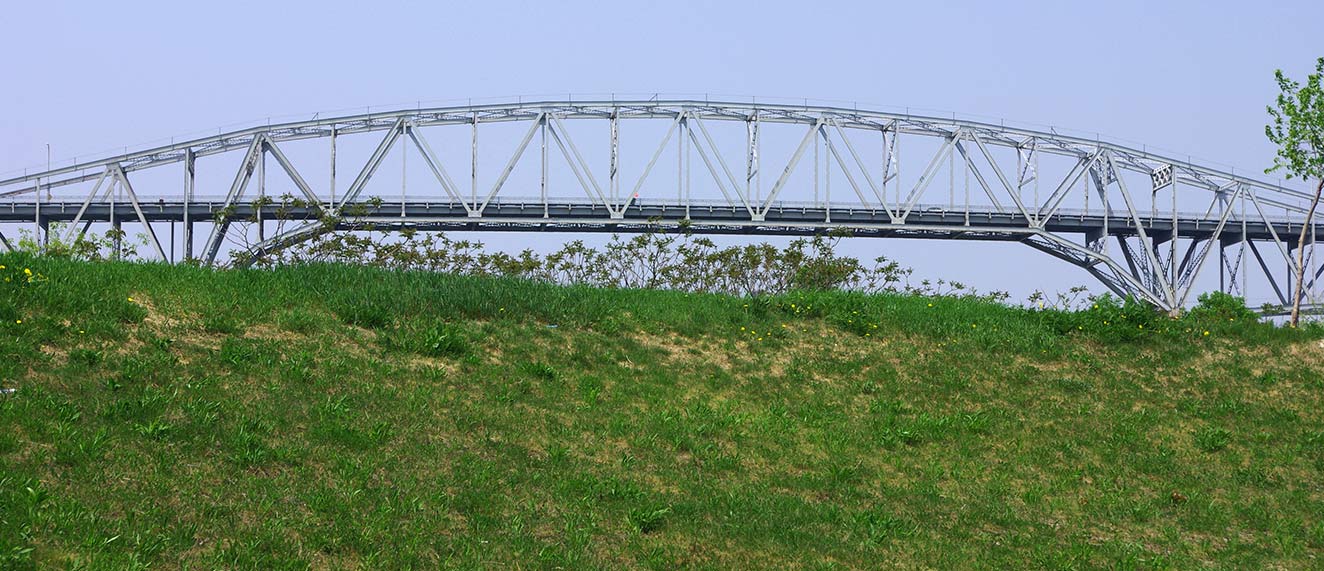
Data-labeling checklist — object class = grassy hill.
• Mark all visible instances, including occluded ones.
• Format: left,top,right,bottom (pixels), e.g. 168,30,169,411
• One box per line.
1,253,1323,570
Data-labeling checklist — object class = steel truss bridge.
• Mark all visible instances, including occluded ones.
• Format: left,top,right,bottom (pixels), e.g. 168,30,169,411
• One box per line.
1,98,1322,313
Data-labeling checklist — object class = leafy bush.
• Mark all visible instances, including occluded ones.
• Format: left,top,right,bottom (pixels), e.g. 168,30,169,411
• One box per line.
1188,291,1258,322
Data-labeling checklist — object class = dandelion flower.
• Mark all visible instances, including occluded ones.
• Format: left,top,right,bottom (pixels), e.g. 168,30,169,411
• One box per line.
1203,331,1210,336
23,268,32,276
740,326,746,331
15,320,21,324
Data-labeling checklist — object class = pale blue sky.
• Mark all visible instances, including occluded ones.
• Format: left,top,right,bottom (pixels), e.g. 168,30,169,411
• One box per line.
2,0,1321,301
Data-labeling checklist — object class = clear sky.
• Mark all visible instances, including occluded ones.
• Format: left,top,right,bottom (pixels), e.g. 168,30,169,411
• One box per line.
2,0,1321,302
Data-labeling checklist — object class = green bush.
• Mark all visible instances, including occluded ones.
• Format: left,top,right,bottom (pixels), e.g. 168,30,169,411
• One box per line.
1188,291,1258,322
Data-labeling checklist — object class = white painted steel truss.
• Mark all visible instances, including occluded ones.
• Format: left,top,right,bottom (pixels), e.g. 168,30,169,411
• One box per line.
2,99,1321,313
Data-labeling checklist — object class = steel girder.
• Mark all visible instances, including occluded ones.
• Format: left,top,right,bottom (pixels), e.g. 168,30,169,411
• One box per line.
2,99,1321,313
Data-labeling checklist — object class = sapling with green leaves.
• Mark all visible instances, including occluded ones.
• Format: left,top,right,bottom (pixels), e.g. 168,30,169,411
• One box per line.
1266,57,1324,326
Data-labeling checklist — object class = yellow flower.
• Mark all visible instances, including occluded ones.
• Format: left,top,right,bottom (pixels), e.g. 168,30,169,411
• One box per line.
15,320,21,324
971,324,977,328
927,303,933,307
757,337,763,341
127,297,135,302
23,268,31,276
1203,331,1210,336
0,264,5,269
740,326,746,331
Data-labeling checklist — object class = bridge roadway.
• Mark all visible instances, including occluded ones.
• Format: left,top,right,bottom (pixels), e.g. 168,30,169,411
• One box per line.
4,197,1318,244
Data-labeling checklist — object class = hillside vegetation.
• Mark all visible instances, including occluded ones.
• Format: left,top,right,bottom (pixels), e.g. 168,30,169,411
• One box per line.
1,253,1323,570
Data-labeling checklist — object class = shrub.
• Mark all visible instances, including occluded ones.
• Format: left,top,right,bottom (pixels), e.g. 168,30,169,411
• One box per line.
1188,291,1258,322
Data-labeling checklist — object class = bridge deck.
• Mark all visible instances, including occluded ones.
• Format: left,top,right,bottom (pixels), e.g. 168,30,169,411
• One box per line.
5,197,1319,244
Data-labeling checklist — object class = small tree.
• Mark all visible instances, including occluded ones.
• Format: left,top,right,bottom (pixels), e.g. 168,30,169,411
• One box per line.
1266,57,1324,327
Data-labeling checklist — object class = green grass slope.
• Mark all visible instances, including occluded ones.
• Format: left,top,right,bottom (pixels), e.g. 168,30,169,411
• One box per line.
2,253,1323,570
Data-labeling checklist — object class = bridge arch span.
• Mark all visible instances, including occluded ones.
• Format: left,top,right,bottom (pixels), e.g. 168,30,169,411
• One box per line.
1,99,1320,312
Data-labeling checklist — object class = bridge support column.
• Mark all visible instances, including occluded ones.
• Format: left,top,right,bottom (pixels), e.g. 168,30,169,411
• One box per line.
183,149,194,261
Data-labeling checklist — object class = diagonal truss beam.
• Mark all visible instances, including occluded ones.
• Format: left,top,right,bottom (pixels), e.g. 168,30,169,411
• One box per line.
202,136,264,264
819,125,881,211
109,164,168,261
828,120,891,214
478,113,546,214
1174,184,1243,306
62,167,113,245
338,118,406,209
405,122,469,212
970,134,1034,223
620,112,685,213
759,120,821,217
1107,152,1177,308
1036,151,1101,225
898,133,959,221
547,114,613,213
261,139,327,212
688,114,756,215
